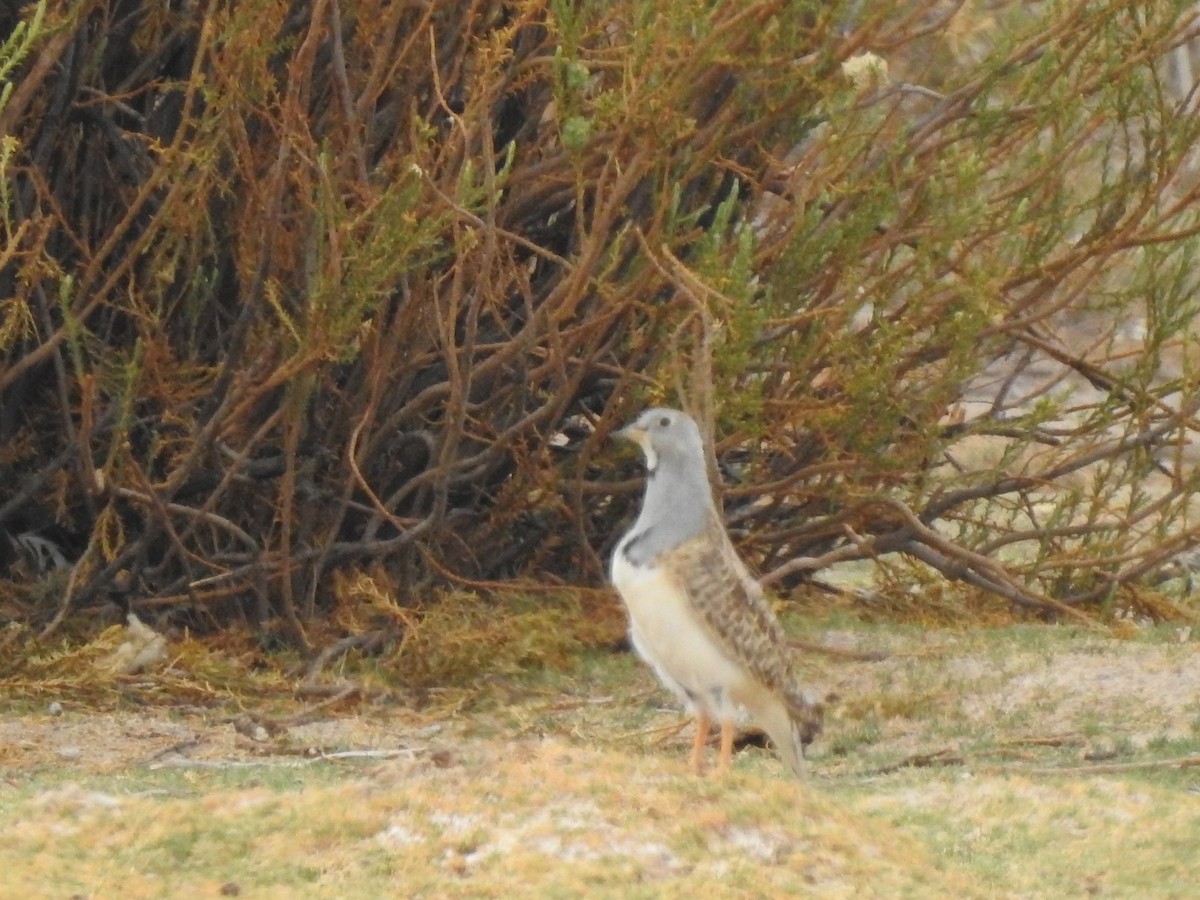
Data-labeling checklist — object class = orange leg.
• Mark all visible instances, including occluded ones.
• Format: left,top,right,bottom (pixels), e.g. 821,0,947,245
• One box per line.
690,711,712,775
717,720,734,775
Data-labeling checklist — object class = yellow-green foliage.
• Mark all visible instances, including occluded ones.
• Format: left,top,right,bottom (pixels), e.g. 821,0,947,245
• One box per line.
331,567,623,688
0,620,292,707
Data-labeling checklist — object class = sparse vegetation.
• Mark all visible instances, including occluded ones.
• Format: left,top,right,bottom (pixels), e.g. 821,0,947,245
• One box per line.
3,620,1200,896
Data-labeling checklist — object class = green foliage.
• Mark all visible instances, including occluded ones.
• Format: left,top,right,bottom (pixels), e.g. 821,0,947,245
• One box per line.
0,0,45,90
0,0,50,351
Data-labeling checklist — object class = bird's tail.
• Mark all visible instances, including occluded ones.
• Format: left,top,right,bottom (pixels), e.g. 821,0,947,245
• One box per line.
762,689,824,778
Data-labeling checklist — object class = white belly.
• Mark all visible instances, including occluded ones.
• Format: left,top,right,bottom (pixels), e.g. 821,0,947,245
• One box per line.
611,550,748,722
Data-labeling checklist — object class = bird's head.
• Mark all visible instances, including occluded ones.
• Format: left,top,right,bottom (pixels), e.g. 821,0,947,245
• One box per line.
614,407,705,474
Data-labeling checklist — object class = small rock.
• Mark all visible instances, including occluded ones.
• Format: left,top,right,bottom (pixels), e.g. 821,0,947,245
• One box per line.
232,715,277,742
48,701,63,716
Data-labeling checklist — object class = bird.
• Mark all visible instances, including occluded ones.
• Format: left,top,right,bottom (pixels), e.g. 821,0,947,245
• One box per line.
610,407,823,777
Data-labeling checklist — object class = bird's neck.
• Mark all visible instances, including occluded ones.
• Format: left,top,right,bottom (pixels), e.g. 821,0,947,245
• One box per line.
622,450,718,564
642,452,716,521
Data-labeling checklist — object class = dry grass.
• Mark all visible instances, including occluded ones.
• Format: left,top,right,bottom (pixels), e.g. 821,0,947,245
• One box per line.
2,613,1199,897
1,740,968,898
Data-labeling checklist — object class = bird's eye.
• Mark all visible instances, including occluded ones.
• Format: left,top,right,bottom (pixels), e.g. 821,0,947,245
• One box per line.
658,416,671,428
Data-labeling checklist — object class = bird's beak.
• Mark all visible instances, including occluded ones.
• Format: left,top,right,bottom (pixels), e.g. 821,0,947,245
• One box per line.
614,423,645,444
